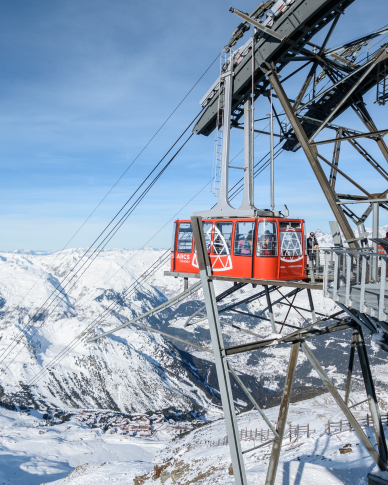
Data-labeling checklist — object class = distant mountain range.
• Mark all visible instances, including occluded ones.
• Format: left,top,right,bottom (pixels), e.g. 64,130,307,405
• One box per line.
0,228,387,416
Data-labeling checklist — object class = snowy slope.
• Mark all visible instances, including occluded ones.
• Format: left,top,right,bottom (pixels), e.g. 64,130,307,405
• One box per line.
30,390,387,485
0,248,222,415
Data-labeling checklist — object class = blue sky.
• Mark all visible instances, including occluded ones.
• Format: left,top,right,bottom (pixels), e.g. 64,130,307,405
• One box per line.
0,0,387,250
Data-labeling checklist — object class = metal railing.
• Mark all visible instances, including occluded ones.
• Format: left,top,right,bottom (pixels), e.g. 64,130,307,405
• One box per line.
322,247,388,322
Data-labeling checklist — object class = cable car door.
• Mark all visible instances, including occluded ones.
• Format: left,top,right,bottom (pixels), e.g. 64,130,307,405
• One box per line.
279,221,305,280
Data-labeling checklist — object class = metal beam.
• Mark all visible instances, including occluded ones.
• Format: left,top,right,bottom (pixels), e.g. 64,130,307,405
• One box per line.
355,327,388,467
346,136,388,183
227,362,279,439
301,341,387,471
185,282,247,327
191,216,247,485
352,102,388,164
233,124,287,139
226,318,350,356
229,8,285,41
307,289,317,324
344,328,357,405
87,280,202,342
209,275,322,290
264,285,276,333
294,55,383,116
317,153,371,197
308,48,388,141
336,303,377,334
311,128,388,145
263,65,358,247
265,343,299,485
293,61,318,111
329,128,342,189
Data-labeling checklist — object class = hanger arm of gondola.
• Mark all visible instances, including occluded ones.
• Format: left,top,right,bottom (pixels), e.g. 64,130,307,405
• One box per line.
229,7,285,41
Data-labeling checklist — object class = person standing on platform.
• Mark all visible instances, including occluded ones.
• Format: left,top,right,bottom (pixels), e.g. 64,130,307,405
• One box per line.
307,231,319,267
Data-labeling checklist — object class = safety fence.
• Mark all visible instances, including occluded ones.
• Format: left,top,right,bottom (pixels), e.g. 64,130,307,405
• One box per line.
322,248,388,322
206,423,311,448
206,413,388,448
325,413,388,436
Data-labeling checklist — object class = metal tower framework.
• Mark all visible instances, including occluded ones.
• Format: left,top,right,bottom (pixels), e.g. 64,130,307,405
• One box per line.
191,215,388,485
190,1,388,483
193,0,388,248
88,2,388,484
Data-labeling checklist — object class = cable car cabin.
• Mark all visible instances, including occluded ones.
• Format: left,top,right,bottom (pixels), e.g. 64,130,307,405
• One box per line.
170,218,307,281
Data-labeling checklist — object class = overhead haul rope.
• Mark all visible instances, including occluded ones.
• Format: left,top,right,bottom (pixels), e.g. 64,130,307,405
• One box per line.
26,251,172,388
0,175,215,403
3,52,219,354
9,178,216,390
0,122,197,370
73,177,214,310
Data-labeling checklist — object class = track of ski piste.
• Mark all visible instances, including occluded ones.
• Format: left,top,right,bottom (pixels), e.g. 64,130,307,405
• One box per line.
0,228,387,484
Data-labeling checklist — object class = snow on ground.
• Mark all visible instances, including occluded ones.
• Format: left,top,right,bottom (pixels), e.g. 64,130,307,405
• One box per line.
0,231,387,483
35,391,387,485
0,407,161,484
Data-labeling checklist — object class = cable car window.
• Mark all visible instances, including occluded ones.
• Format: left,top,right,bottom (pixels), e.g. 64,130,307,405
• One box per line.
234,222,255,256
177,222,193,253
171,222,177,251
280,231,303,258
213,222,233,255
257,221,278,257
279,222,301,230
203,222,213,253
195,222,213,254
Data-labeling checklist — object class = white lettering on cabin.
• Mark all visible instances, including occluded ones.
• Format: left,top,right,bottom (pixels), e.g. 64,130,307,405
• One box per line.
177,253,191,262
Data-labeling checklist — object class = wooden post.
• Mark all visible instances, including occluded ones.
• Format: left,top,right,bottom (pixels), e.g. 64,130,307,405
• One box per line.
328,419,331,435
307,423,309,438
289,424,292,442
340,419,342,433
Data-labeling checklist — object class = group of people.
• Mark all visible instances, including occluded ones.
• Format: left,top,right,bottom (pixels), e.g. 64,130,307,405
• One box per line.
236,232,254,255
213,228,320,260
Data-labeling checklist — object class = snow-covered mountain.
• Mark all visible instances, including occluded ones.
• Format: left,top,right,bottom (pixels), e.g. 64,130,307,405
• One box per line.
0,233,387,483
0,248,218,415
0,227,387,418
313,224,388,247
0,248,280,416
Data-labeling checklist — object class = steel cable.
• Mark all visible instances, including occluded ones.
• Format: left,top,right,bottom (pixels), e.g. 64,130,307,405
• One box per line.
0,51,219,365
0,125,196,368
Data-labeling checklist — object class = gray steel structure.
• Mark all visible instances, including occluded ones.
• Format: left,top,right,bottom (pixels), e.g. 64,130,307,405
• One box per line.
187,1,388,483
194,0,388,249
89,1,388,483
190,216,388,484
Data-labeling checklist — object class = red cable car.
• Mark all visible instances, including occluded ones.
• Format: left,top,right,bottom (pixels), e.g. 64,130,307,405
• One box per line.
170,217,307,281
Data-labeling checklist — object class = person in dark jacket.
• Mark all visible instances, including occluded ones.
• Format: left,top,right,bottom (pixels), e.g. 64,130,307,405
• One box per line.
307,232,319,266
